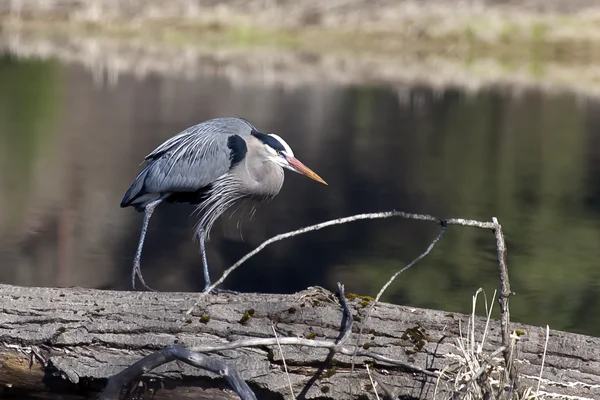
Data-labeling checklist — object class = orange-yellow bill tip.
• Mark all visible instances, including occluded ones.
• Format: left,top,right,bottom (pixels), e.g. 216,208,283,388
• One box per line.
287,156,328,185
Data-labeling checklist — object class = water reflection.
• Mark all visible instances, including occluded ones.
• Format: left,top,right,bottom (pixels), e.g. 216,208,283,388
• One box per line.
1,52,600,337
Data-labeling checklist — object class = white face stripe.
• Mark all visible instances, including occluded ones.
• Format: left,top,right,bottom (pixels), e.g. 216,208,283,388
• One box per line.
268,133,294,157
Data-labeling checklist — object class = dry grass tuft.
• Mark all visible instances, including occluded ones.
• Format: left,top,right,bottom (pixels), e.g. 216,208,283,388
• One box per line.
433,289,552,400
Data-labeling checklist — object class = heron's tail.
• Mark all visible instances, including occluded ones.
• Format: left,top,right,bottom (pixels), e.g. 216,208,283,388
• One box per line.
120,168,158,212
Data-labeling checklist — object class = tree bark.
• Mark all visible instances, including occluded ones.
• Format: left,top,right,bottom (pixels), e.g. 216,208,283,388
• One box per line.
1,283,599,399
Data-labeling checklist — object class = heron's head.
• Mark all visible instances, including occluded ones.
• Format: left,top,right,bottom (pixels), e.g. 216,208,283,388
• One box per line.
251,131,327,185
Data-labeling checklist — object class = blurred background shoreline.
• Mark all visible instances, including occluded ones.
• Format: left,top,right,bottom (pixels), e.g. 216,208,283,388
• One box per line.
3,0,600,95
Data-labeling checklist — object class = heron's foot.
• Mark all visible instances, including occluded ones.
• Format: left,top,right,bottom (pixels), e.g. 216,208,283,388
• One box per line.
203,286,240,295
132,266,157,292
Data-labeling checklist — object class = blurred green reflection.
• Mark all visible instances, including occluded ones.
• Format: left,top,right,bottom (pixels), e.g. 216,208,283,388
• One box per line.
0,55,59,233
343,88,600,336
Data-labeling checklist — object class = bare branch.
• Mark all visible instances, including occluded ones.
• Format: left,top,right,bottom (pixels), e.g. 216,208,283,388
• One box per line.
178,211,510,396
99,344,256,400
188,210,497,315
271,324,294,399
336,282,353,345
352,222,447,370
366,363,381,400
537,325,550,395
188,337,439,378
372,222,447,306
492,217,515,390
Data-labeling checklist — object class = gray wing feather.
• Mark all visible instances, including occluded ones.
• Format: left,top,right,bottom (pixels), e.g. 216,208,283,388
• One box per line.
143,118,252,193
121,117,254,207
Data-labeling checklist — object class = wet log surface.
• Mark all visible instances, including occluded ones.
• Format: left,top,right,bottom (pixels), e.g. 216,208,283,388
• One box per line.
1,283,599,399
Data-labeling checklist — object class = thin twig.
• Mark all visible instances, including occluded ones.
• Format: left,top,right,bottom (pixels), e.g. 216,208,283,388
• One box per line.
187,211,497,315
187,337,439,378
537,325,550,395
272,324,295,399
366,364,381,400
373,223,447,306
434,364,451,399
352,222,447,371
479,289,497,354
470,289,480,358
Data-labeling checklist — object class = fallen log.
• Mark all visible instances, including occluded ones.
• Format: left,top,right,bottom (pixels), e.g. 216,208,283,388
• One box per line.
1,283,599,399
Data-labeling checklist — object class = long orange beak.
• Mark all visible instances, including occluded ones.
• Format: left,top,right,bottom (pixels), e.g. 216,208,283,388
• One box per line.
286,156,328,185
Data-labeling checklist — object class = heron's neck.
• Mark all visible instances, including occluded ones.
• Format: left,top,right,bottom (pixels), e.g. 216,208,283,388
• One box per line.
241,157,284,199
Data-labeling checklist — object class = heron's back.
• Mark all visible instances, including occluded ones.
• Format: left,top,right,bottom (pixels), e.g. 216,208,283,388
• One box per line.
120,117,254,211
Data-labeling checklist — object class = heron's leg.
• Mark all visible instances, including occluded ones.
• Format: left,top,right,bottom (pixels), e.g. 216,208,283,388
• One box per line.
198,230,239,295
132,198,162,291
198,229,211,291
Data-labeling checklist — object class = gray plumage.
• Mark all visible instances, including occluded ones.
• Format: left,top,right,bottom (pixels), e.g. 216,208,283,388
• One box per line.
121,117,327,292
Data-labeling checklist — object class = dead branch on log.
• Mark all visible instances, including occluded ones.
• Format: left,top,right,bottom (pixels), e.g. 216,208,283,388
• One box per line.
99,344,257,400
189,210,497,314
336,282,354,346
188,335,439,377
189,211,514,392
184,211,513,397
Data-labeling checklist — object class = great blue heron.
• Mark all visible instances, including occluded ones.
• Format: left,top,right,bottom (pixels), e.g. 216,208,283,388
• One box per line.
121,117,327,291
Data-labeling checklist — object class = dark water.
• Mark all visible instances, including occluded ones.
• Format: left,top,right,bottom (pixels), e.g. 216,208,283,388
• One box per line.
1,53,600,337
